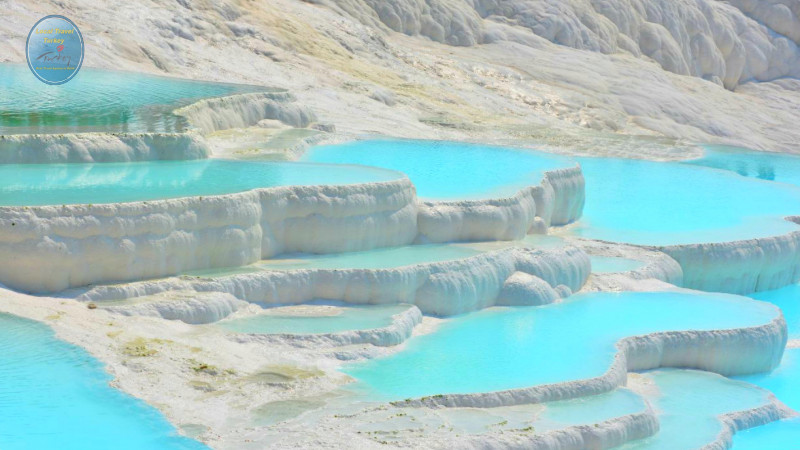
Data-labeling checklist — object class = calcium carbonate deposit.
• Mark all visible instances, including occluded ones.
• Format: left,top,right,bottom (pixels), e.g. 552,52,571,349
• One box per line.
1,0,800,447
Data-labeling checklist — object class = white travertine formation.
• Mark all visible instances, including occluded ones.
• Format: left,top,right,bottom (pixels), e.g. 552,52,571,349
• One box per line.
0,179,418,293
71,246,592,316
398,313,786,408
0,132,210,164
702,399,797,450
659,221,800,295
228,305,423,347
329,0,800,88
452,408,659,450
417,165,585,242
101,291,249,324
174,91,317,133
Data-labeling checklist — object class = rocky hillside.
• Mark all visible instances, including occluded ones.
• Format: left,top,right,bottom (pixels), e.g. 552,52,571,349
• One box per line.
2,0,799,155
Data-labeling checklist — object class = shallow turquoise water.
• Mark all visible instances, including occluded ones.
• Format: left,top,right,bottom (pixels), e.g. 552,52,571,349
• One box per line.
255,244,482,271
0,160,400,206
617,370,771,450
0,64,263,134
734,347,800,412
344,291,778,400
217,304,410,334
733,417,800,449
749,283,800,339
590,256,645,273
685,145,800,188
571,157,800,245
0,313,204,449
303,140,573,200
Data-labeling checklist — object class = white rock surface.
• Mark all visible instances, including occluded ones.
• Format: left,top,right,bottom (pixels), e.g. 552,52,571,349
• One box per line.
0,132,210,164
101,291,250,324
0,179,418,293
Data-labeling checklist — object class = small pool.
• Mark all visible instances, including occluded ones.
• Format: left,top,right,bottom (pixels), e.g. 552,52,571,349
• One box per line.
253,244,483,271
749,283,800,339
734,347,800,412
0,313,203,449
343,291,778,400
217,303,411,335
302,140,574,200
685,145,800,188
590,256,645,273
0,64,264,134
569,157,800,245
0,160,401,206
618,370,771,449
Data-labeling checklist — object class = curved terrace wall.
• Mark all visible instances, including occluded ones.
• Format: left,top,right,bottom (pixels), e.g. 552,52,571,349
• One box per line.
0,132,210,164
70,246,591,317
397,314,787,408
658,218,800,295
417,165,585,243
0,179,418,293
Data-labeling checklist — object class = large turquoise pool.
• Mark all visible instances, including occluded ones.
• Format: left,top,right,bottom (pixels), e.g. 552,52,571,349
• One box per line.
0,64,264,134
302,140,573,200
734,347,800,412
343,291,778,400
569,157,800,245
0,160,401,206
0,314,203,449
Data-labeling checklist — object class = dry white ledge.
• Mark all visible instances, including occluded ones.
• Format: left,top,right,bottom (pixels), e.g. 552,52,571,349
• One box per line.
394,313,787,408
69,246,591,317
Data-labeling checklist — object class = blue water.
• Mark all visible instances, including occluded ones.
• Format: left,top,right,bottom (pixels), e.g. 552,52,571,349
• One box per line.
303,140,573,200
217,304,411,334
733,417,800,449
590,256,645,273
0,313,204,449
685,145,800,188
749,283,800,339
734,347,800,412
571,157,800,245
0,160,400,206
618,370,771,450
0,64,264,134
344,291,778,400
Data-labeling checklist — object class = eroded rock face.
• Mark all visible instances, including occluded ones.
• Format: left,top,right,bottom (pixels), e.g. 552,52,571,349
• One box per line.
327,0,800,88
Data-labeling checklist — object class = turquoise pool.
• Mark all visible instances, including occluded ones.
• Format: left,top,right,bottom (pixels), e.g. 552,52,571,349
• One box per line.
749,283,800,339
217,303,411,335
685,145,800,188
302,140,573,200
343,291,778,400
0,64,264,134
618,370,771,449
0,313,203,449
734,347,800,412
0,160,400,206
570,157,800,245
732,418,800,449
